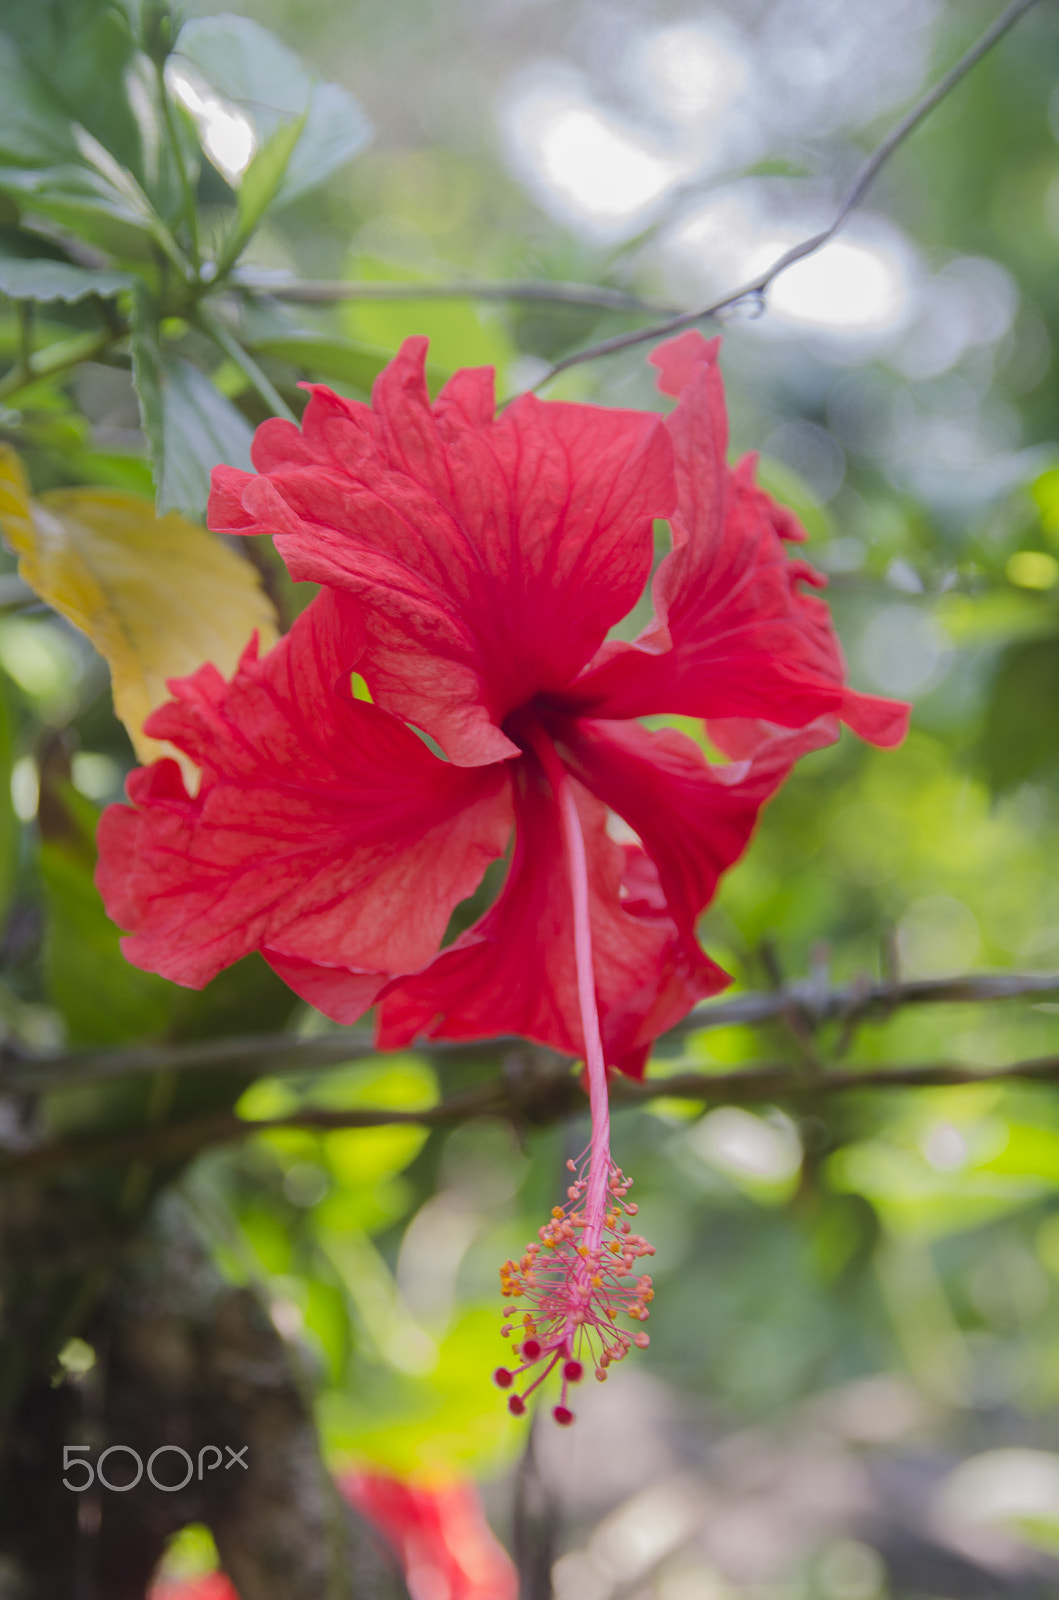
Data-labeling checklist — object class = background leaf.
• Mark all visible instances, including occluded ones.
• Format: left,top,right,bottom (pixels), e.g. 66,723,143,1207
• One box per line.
130,294,256,516
978,633,1059,794
277,81,372,205
0,447,277,769
153,356,256,517
174,12,370,206
0,0,141,174
245,332,399,392
0,671,19,936
218,116,306,275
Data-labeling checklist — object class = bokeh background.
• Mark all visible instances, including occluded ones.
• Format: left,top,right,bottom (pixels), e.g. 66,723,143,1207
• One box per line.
6,0,1059,1595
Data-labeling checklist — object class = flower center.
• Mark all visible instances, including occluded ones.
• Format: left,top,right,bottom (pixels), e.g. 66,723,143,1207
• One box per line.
493,726,654,1425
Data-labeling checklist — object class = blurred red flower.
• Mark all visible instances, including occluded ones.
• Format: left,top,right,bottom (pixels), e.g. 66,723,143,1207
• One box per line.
147,1474,516,1600
150,1573,238,1600
340,1470,517,1600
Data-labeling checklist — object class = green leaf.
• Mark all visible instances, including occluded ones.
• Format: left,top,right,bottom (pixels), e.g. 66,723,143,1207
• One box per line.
343,257,512,378
129,284,165,487
0,254,133,303
0,447,277,769
175,14,313,118
0,0,142,174
0,670,19,933
277,82,372,206
0,164,164,265
1032,466,1059,539
131,292,253,517
245,333,397,392
154,357,254,517
979,633,1059,793
41,837,179,1046
38,785,178,1047
0,31,77,167
217,116,305,277
174,13,370,205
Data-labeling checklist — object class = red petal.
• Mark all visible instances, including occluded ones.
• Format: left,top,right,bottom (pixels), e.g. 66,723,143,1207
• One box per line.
559,333,909,750
208,337,674,766
549,712,840,947
376,751,724,1072
260,949,385,1025
95,592,513,1004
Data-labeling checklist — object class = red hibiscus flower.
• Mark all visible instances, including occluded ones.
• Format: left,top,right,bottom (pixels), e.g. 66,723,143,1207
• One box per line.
98,331,907,1418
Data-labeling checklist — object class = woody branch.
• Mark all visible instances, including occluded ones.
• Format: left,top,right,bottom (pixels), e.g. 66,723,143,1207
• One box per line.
3,968,1059,1181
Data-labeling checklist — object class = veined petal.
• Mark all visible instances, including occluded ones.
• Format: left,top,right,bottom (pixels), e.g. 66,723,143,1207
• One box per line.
95,592,513,1002
209,337,674,767
559,332,909,750
549,711,840,947
376,750,724,1076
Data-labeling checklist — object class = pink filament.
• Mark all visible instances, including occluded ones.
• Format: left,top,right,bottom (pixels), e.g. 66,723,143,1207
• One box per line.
492,727,655,1423
550,756,612,1251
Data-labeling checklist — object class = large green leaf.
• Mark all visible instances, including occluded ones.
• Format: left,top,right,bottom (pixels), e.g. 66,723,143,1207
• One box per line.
0,162,166,266
216,117,305,278
131,294,254,517
154,357,254,517
979,633,1059,794
0,253,133,303
38,785,177,1048
0,32,78,167
0,0,142,174
0,447,277,771
175,13,316,120
41,835,178,1048
277,81,372,206
244,332,397,393
343,257,513,377
174,13,371,207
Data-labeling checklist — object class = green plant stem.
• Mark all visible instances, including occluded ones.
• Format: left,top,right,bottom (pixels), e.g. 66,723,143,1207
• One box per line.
197,306,298,422
155,59,201,273
0,328,119,406
234,273,674,314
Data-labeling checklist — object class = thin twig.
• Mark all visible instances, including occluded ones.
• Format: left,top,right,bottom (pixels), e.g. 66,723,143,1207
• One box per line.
233,273,673,315
0,328,117,406
196,306,298,423
530,0,1043,388
3,970,1057,1096
666,969,1059,1037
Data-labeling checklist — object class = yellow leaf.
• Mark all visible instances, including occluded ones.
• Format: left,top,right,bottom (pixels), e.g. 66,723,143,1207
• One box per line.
0,446,278,775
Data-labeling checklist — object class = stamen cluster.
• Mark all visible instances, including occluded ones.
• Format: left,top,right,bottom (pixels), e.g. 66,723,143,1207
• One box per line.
493,1158,654,1425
